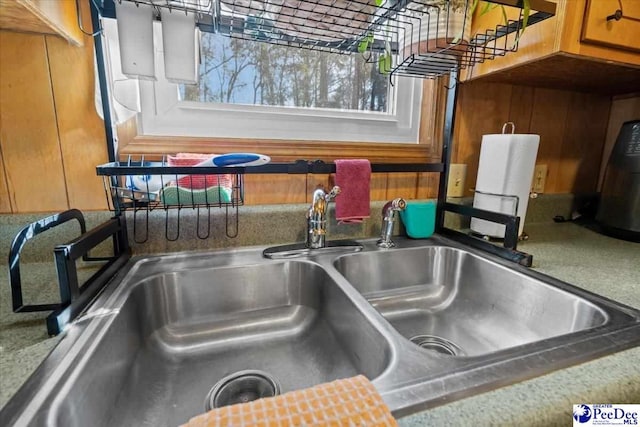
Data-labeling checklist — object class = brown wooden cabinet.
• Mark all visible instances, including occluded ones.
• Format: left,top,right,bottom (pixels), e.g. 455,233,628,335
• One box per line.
0,0,83,46
582,0,640,53
462,0,640,94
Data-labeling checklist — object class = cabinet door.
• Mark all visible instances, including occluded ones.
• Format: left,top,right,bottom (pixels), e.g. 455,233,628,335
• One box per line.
582,0,640,52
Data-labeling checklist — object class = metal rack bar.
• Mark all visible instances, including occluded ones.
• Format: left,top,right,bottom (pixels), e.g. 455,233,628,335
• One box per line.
92,0,116,162
472,189,520,219
439,227,533,266
434,71,532,265
436,70,458,230
9,210,88,313
8,209,131,336
96,160,445,175
443,202,520,250
48,215,130,335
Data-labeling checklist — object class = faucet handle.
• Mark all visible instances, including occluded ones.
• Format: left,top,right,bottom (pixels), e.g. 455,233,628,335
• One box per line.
307,185,341,250
325,186,341,202
377,197,407,249
389,198,406,212
382,198,406,219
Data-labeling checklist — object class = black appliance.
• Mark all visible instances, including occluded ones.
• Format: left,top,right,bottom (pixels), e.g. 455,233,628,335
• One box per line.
597,120,640,242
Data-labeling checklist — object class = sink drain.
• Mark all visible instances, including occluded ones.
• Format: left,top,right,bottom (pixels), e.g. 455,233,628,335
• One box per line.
410,335,464,356
205,370,281,410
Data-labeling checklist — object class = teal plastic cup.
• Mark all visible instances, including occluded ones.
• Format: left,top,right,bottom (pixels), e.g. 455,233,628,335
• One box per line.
400,201,436,239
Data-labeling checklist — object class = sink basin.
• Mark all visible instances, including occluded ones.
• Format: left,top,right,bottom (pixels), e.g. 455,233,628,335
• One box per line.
3,237,639,424
7,257,390,427
334,246,609,357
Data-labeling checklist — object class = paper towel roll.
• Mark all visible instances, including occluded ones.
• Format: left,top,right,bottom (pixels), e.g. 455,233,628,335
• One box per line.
470,133,540,238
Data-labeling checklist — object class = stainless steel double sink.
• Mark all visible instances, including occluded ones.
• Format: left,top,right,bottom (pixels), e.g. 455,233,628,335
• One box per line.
2,236,639,426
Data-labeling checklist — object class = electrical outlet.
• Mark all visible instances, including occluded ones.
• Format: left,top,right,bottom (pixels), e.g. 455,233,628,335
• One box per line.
532,164,548,193
447,164,467,197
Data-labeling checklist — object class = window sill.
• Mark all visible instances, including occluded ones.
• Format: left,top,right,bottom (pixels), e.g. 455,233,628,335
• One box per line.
119,135,440,163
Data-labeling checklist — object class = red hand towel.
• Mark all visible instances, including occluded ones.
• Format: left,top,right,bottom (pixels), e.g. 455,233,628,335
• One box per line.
334,159,371,224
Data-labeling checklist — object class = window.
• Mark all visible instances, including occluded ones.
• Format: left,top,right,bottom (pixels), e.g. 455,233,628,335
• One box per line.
180,34,389,113
104,19,425,144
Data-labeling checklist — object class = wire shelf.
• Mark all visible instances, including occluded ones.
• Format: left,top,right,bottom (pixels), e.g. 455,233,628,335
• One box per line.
211,0,555,77
111,0,218,31
391,13,524,78
114,0,215,14
217,0,400,55
97,155,244,242
107,0,555,78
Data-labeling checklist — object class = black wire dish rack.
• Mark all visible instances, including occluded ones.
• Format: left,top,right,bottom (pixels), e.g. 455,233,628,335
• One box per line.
104,0,556,79
96,157,444,244
97,155,245,243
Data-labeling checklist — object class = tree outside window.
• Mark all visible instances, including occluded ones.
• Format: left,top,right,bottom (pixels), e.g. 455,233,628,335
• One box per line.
180,33,389,112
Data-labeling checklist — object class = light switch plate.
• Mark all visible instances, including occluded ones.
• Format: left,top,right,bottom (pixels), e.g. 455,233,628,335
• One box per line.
532,164,548,193
447,164,467,197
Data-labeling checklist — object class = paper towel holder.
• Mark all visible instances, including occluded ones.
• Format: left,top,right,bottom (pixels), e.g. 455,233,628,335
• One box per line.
470,123,540,240
502,122,516,134
470,189,522,240
472,190,519,216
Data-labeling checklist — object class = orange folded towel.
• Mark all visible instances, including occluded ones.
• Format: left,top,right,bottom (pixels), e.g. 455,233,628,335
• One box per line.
180,375,397,427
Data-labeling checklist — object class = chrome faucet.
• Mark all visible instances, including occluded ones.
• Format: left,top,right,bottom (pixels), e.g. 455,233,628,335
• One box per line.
306,186,341,249
377,198,406,248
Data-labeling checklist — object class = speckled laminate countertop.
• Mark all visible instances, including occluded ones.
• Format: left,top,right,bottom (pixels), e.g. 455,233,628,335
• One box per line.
1,215,639,424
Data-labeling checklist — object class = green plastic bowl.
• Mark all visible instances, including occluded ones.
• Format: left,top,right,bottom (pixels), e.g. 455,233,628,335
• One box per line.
400,201,436,239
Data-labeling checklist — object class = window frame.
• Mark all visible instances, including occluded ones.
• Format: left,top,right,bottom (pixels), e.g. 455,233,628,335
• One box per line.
134,25,425,144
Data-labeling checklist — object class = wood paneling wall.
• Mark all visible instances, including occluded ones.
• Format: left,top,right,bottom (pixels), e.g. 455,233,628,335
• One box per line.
46,26,109,209
240,171,440,206
452,80,611,196
0,31,69,212
0,0,108,214
0,146,12,212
